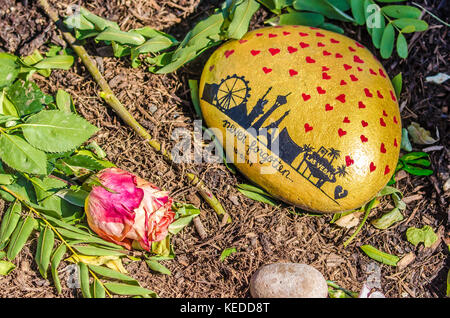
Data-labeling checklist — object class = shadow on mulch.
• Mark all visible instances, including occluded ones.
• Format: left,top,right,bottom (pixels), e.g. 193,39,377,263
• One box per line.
0,0,448,298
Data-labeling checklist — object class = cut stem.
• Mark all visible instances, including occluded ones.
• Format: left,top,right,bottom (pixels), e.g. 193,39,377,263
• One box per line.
38,0,230,223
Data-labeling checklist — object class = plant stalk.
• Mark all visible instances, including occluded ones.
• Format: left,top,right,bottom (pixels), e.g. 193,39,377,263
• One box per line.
38,0,230,223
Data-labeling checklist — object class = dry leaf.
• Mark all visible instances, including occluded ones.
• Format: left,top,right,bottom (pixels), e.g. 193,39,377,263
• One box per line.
407,122,438,145
425,73,450,84
335,211,362,229
397,252,415,270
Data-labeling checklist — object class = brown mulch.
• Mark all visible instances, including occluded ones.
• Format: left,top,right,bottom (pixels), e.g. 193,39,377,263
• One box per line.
0,0,448,298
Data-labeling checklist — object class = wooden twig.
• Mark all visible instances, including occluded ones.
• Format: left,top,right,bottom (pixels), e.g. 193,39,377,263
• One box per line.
38,0,231,223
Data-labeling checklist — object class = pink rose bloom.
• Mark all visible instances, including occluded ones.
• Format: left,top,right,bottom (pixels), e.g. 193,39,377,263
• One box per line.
85,168,175,251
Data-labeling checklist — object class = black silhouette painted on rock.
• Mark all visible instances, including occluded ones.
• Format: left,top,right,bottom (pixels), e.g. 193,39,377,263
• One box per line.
201,74,349,203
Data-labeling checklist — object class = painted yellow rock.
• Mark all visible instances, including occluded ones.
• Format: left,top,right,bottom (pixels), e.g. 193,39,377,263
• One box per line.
199,25,401,213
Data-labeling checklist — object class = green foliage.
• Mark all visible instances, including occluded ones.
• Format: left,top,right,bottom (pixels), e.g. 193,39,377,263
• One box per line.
237,183,280,206
220,247,237,261
360,244,399,266
406,225,438,248
259,0,428,59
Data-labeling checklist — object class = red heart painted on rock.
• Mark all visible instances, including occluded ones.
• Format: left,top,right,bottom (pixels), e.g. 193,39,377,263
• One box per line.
390,90,397,102
322,66,330,72
299,32,309,37
289,69,298,77
316,86,326,94
209,65,215,71
323,50,332,56
364,88,373,97
358,101,366,109
369,68,377,75
302,93,311,101
379,68,386,78
343,117,350,123
370,162,376,172
361,120,368,127
251,50,261,56
394,138,398,147
299,42,309,48
336,94,346,103
268,33,277,38
357,67,363,72
325,104,333,111
360,135,368,143
287,46,298,53
380,143,386,153
322,72,331,80
330,38,340,43
224,50,235,58
355,42,364,48
306,56,315,63
239,39,248,44
345,156,354,166
348,46,356,52
283,31,290,36
256,33,263,37
316,32,325,37
340,80,347,85
262,67,272,74
335,53,343,58
318,42,325,47
350,74,358,81
393,116,398,124
269,48,280,56
383,110,388,117
354,55,364,63
343,64,352,70
380,117,386,127
338,128,347,137
384,165,390,175
304,123,313,132
377,90,384,99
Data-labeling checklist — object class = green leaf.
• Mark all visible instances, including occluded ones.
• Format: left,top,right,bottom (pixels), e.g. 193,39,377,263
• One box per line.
55,89,74,113
168,215,196,235
371,207,404,229
293,0,354,22
55,188,89,207
380,22,395,59
133,35,177,55
350,0,366,25
227,0,260,39
146,259,171,275
371,14,385,49
58,154,105,172
80,7,120,31
400,128,412,152
91,279,106,298
0,53,19,88
0,200,22,245
78,262,92,298
0,90,19,117
50,244,67,294
269,12,325,27
396,33,408,58
0,260,15,275
22,110,98,153
96,27,146,46
220,247,237,261
360,245,399,266
73,245,125,257
5,80,50,116
35,225,55,279
402,164,433,176
406,225,438,247
392,18,428,32
400,25,416,33
0,133,47,175
6,216,37,261
0,251,5,259
320,22,344,34
400,152,429,162
88,264,139,285
55,227,123,249
0,174,14,186
33,55,74,70
237,188,279,206
391,72,402,99
104,282,157,297
188,79,202,119
381,5,421,19
376,0,407,2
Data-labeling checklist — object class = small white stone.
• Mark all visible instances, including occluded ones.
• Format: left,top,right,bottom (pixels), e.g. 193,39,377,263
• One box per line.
250,263,328,298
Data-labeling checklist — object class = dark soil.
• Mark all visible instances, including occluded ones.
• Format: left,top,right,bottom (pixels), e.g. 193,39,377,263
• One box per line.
0,0,448,298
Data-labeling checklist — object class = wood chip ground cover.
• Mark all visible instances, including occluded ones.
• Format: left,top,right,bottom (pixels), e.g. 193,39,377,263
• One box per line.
0,0,448,298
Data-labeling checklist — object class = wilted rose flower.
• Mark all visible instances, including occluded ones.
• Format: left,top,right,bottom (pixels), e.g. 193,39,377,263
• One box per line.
85,168,175,251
